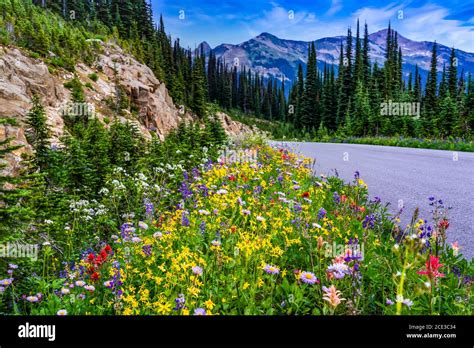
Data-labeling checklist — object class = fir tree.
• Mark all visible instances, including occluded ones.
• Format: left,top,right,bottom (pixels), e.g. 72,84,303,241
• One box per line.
300,42,319,130
25,95,51,171
448,48,458,98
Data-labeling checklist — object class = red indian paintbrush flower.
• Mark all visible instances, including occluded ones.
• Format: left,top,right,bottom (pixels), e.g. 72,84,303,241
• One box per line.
417,255,445,279
438,219,449,230
302,191,310,198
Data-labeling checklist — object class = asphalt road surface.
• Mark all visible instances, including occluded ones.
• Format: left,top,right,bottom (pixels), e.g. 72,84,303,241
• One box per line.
271,141,474,260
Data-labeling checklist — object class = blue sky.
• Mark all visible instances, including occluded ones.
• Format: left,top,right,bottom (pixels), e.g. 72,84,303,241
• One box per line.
151,0,474,52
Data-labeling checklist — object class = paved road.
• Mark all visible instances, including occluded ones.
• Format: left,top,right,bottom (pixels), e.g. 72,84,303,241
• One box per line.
271,141,474,260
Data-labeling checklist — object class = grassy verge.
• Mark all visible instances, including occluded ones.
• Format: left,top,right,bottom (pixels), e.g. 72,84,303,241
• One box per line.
2,143,471,315
312,136,474,152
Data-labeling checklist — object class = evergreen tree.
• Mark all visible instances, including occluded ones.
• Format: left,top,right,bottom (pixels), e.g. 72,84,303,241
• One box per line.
362,22,370,85
295,63,305,129
191,54,207,118
25,95,51,171
448,48,458,98
300,42,319,130
424,42,439,133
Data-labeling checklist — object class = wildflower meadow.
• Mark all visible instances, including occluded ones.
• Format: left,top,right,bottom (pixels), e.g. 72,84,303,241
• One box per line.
1,139,471,316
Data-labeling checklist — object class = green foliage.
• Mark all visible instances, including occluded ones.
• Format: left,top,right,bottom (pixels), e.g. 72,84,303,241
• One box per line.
88,73,99,82
63,77,85,102
24,95,51,171
314,136,474,152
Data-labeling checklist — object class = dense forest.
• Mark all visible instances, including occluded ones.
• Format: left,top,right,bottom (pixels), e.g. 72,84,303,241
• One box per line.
1,0,471,139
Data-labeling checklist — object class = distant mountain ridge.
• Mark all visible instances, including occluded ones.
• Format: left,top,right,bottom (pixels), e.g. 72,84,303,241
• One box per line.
198,29,474,86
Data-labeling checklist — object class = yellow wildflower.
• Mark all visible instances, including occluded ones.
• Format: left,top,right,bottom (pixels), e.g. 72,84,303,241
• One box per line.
204,299,215,310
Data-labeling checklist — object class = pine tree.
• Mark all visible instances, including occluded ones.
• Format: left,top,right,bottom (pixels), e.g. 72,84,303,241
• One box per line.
437,95,457,137
448,48,458,98
424,42,439,134
354,19,363,83
294,63,305,129
354,80,371,136
191,54,207,118
300,42,319,130
439,65,447,99
25,95,51,171
340,28,353,124
336,41,345,127
414,65,422,103
362,22,370,86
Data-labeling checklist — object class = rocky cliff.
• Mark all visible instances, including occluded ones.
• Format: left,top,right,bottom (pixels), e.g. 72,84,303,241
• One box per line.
0,41,255,176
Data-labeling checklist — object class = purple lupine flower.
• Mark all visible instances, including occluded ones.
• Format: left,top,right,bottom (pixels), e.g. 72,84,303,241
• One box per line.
199,221,206,235
318,208,327,220
145,200,154,219
333,191,340,204
354,171,360,180
142,244,152,257
362,214,376,229
198,184,209,197
182,171,189,181
181,211,190,227
191,167,200,180
111,262,123,298
173,294,186,311
371,196,381,204
353,262,360,272
344,251,363,263
451,266,461,278
178,181,193,201
348,238,358,245
120,223,135,241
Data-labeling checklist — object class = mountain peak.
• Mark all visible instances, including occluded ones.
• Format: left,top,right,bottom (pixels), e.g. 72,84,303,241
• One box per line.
256,32,279,40
369,28,410,44
196,41,212,56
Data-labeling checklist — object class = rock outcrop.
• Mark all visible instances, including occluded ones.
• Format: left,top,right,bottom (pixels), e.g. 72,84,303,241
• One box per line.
0,42,255,176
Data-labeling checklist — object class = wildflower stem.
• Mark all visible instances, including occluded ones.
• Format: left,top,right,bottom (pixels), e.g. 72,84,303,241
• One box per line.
396,247,409,315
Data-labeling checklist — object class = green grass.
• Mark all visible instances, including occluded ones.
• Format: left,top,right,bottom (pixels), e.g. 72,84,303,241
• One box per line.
312,136,474,152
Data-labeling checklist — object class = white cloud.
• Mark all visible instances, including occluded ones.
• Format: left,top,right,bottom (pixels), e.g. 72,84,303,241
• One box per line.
393,4,474,51
326,0,343,17
351,3,473,51
244,2,473,52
